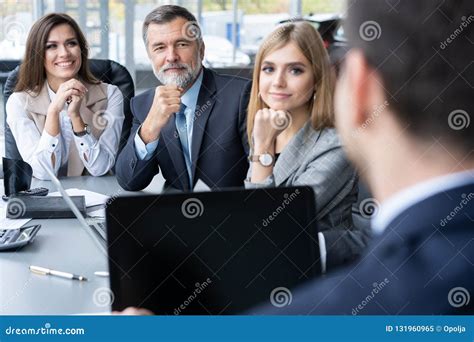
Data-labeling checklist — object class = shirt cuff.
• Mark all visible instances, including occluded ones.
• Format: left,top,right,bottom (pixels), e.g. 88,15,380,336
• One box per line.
318,232,327,274
244,174,276,188
134,127,158,161
73,133,97,154
37,131,60,153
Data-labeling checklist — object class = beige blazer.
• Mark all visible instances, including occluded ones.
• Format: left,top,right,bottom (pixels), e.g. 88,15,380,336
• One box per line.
17,81,108,176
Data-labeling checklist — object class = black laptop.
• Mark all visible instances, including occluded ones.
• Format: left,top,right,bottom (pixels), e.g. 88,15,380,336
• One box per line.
106,186,320,314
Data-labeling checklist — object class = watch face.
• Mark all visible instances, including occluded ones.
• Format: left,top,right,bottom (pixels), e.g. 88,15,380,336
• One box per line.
259,153,273,167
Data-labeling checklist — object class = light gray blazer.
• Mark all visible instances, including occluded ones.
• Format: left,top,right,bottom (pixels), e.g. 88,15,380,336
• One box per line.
245,122,371,269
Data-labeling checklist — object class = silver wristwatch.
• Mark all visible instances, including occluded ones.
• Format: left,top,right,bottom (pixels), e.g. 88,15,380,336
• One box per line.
249,153,275,167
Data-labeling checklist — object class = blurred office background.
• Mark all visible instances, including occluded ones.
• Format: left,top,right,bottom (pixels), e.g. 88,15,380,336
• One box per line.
0,0,345,157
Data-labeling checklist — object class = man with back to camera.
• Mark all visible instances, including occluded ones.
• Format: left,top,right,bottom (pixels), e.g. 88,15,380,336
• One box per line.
115,5,251,191
116,0,473,315
252,0,474,314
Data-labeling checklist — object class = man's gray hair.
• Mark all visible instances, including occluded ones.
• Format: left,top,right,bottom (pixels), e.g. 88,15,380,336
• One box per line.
142,5,202,46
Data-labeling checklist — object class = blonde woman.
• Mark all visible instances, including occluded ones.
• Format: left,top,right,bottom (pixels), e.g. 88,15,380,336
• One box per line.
246,22,370,270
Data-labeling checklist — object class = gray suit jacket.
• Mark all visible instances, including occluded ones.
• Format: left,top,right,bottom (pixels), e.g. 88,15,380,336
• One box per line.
245,122,371,269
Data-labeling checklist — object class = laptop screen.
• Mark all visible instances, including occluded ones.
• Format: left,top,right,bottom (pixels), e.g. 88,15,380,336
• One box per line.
106,186,320,314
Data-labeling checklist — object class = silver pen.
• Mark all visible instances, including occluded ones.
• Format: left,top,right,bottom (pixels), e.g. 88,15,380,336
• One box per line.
29,265,88,281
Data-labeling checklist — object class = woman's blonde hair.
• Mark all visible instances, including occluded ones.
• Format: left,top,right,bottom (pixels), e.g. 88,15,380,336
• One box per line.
247,21,334,145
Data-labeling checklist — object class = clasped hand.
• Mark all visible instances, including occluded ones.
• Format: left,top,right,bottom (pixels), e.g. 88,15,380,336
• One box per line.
49,79,88,119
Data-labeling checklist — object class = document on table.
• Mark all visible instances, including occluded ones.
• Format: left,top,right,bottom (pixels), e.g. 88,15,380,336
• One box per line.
48,188,110,207
0,204,32,230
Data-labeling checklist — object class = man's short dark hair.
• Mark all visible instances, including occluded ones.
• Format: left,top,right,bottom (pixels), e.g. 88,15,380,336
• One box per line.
345,0,473,153
142,5,201,45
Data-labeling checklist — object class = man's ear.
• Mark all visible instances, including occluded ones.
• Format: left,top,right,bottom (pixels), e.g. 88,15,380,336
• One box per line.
199,41,205,61
344,49,373,126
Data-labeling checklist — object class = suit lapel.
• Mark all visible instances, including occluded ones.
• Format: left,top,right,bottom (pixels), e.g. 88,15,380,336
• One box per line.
190,68,216,184
274,123,322,186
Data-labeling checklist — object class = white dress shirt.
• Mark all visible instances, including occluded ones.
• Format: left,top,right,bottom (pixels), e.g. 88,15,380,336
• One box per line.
6,84,124,180
372,169,474,234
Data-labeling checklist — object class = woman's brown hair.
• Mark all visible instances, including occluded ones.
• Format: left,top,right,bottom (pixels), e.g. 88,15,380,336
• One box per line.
15,13,98,93
247,21,334,146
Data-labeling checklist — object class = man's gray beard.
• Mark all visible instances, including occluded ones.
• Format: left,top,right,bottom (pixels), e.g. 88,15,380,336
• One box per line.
154,62,200,89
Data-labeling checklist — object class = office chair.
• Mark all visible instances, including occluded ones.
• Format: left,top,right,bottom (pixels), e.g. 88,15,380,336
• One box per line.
3,59,134,160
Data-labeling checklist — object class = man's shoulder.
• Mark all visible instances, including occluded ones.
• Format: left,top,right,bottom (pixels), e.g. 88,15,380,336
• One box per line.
132,88,156,102
130,88,156,119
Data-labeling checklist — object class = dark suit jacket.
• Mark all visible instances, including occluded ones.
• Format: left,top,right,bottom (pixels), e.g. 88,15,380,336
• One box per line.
116,68,251,191
252,181,474,314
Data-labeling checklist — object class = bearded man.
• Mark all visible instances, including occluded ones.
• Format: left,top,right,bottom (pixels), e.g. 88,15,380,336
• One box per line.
116,5,251,191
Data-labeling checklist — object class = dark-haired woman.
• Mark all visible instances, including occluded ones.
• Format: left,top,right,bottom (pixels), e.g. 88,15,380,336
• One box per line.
6,13,124,179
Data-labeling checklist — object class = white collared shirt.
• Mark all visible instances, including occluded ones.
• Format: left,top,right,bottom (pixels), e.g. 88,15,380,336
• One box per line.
372,169,474,234
6,84,124,180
